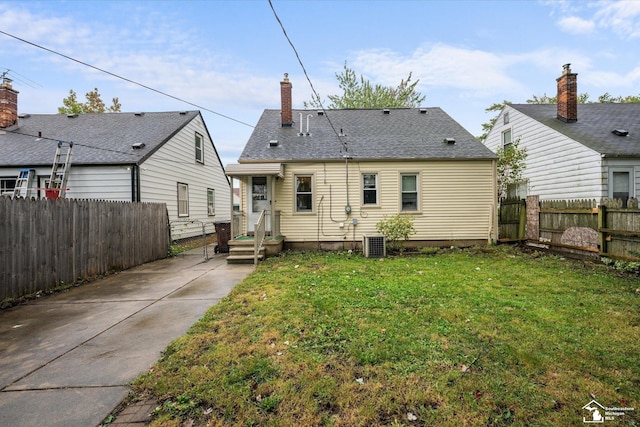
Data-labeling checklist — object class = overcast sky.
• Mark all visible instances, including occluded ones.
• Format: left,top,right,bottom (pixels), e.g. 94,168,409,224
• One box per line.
1,0,639,167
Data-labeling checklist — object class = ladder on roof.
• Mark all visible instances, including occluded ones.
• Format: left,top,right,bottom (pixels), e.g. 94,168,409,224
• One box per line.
46,141,73,199
12,168,35,199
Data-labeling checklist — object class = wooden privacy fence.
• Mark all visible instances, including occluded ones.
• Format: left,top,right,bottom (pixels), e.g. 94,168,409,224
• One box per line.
498,198,526,241
499,196,640,260
1,198,169,303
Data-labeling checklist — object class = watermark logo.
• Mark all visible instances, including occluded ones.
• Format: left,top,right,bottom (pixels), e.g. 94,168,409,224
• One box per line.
582,399,635,424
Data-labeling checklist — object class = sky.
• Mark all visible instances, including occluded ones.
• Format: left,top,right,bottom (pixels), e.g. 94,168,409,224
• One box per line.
1,0,640,167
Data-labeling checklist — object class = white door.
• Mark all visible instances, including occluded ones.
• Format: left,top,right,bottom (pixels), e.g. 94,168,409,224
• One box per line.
248,176,270,232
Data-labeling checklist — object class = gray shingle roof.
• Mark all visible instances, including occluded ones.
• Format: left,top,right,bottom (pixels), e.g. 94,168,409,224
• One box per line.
239,108,496,162
0,111,200,167
509,103,640,157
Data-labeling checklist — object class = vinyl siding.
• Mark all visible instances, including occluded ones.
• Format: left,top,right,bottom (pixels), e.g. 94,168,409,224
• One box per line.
485,106,603,200
140,115,230,239
65,166,131,200
0,166,131,200
271,160,496,243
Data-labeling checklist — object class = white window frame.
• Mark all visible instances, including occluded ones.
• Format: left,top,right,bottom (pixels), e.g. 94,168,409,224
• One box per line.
0,177,16,196
177,182,189,217
362,173,378,206
207,188,215,216
195,132,204,164
502,128,512,150
609,167,634,205
400,173,419,212
295,174,313,213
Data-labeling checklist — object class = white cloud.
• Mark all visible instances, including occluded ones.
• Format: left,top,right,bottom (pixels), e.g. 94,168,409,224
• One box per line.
594,0,640,39
557,16,596,34
350,44,526,97
547,0,640,39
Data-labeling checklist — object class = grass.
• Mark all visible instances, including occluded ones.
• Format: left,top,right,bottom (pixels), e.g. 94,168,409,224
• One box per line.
133,246,640,426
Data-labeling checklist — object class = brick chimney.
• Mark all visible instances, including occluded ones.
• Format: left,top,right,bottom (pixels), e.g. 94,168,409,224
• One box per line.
0,75,19,129
556,63,578,123
280,73,292,127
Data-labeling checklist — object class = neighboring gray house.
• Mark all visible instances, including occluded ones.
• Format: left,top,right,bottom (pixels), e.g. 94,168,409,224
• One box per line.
226,75,498,256
0,78,230,239
485,64,640,204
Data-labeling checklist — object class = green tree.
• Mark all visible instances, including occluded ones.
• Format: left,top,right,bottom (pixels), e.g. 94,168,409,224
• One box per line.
304,62,425,109
479,100,511,142
58,88,121,114
496,138,527,200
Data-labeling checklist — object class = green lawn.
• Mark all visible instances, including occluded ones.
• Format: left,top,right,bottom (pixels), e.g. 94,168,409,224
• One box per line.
132,246,639,426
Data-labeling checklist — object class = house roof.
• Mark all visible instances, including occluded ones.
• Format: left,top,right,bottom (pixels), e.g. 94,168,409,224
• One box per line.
509,103,640,157
0,111,200,167
238,108,496,162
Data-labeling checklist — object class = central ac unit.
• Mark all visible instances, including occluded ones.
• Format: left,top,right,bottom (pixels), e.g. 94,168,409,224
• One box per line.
363,234,386,258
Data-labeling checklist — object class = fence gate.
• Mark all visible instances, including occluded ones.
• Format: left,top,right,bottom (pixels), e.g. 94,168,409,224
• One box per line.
499,198,526,241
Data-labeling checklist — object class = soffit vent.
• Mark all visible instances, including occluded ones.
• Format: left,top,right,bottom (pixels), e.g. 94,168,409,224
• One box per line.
612,129,629,137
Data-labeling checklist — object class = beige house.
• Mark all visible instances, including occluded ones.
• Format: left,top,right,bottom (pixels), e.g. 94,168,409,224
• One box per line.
225,76,497,260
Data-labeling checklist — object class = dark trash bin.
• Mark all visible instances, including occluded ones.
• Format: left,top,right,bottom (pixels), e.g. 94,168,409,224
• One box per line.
214,221,231,253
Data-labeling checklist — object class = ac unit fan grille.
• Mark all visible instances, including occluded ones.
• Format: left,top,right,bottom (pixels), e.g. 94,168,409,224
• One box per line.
363,235,385,258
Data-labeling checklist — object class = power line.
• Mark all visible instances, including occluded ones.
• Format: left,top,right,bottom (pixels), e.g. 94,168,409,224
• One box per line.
0,30,255,128
267,0,348,154
6,128,226,167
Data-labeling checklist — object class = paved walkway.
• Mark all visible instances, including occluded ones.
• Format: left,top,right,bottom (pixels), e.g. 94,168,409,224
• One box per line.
0,248,254,427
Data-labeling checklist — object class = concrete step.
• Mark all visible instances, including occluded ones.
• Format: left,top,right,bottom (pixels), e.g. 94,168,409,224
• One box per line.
226,253,264,264
227,246,265,264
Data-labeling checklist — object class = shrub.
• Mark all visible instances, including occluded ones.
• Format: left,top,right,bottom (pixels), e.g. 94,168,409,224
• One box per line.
375,214,416,253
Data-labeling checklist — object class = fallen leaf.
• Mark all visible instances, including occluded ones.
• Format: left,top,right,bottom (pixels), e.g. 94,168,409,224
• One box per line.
355,378,364,384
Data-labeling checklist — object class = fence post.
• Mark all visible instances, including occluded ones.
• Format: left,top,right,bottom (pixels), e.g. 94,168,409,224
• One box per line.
598,204,607,255
526,195,540,241
518,199,527,240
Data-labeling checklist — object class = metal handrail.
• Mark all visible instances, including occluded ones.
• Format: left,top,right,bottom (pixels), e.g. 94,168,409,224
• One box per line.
254,210,266,265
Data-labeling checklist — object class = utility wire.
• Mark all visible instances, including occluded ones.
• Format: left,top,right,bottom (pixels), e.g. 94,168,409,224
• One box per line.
6,128,226,167
0,30,255,128
267,0,348,155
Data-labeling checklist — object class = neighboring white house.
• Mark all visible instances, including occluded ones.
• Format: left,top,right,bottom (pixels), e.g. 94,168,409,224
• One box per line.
0,78,230,239
484,64,640,205
226,75,498,254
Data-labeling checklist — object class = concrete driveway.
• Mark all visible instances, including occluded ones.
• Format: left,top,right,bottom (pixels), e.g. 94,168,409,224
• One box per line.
0,248,254,427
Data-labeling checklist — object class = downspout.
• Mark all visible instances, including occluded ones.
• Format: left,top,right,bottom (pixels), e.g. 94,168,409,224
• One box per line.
131,164,140,202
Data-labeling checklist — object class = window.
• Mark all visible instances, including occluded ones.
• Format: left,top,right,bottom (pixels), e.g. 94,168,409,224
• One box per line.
506,180,528,199
401,173,418,211
195,132,204,163
207,188,215,216
177,183,189,217
295,175,313,212
362,173,378,205
502,129,512,150
0,177,16,196
610,169,633,207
